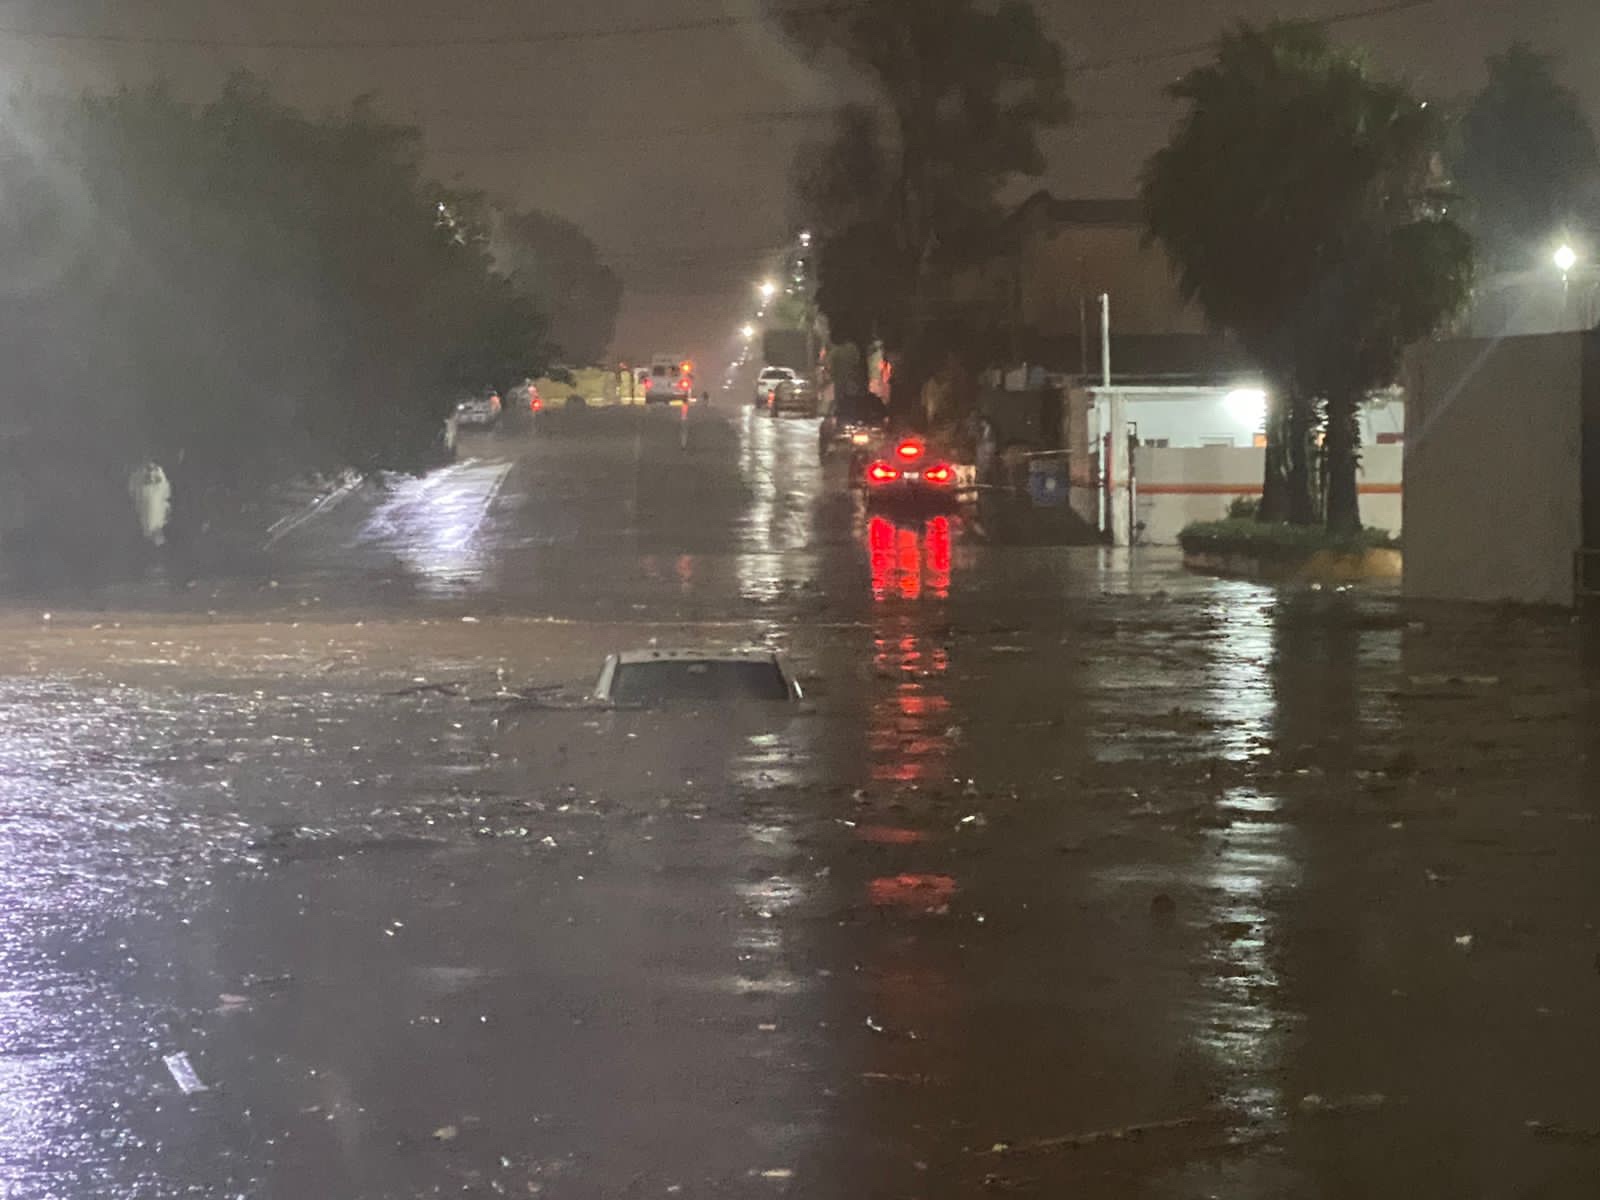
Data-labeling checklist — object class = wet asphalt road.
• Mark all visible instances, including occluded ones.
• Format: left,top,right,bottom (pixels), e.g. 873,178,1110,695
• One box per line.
4,404,1600,1198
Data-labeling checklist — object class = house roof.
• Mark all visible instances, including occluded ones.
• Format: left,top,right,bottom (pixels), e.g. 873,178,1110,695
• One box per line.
1015,331,1259,384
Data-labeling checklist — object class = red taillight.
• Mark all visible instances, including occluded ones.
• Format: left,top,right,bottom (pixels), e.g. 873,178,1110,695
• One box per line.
530,394,543,413
895,440,923,461
867,461,900,485
678,377,691,390
923,462,954,485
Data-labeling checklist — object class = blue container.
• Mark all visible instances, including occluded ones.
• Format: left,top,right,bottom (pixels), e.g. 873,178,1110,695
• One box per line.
1027,459,1068,508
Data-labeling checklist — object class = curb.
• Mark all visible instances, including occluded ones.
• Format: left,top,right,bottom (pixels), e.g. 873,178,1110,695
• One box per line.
262,471,365,549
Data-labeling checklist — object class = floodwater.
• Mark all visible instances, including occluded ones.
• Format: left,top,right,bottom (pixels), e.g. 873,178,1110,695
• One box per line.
2,406,1598,1197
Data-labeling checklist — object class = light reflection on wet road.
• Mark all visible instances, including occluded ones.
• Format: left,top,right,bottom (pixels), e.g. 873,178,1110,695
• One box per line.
2,406,1599,1196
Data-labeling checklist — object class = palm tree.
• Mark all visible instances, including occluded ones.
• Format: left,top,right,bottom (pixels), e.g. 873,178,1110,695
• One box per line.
1142,23,1472,530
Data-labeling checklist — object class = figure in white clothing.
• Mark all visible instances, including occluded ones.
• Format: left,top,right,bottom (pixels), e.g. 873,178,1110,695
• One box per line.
129,461,172,547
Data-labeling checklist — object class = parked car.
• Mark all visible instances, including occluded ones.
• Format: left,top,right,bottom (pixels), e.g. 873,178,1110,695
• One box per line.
455,390,502,428
768,376,818,417
819,389,890,468
755,366,796,406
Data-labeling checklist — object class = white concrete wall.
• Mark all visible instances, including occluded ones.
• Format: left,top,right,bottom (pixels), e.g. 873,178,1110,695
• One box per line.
1108,390,1407,450
1133,444,1404,546
1404,335,1584,606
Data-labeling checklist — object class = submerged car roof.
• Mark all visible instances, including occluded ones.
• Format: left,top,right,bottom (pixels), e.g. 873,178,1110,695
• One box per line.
612,648,781,666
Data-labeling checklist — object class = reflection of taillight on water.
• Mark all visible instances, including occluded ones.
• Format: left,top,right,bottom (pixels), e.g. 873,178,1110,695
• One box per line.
868,872,956,915
866,461,900,485
897,526,920,599
868,516,895,600
926,515,951,593
867,515,952,601
922,462,954,486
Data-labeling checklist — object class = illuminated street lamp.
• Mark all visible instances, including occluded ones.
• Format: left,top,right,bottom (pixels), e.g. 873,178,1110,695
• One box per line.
759,279,778,301
1554,243,1579,275
740,323,756,340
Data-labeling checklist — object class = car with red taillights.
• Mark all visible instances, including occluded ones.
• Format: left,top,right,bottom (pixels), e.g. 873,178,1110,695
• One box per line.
861,436,963,511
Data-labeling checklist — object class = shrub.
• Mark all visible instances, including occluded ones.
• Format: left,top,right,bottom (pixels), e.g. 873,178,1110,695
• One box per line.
1178,518,1397,561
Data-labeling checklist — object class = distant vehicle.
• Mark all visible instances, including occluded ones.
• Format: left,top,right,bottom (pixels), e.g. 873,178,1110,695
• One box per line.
593,648,803,706
862,435,962,512
755,366,796,405
819,387,890,472
455,390,502,428
645,355,695,403
768,375,818,417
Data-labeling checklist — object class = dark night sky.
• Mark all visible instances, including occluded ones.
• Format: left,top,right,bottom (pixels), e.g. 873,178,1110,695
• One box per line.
2,0,1594,363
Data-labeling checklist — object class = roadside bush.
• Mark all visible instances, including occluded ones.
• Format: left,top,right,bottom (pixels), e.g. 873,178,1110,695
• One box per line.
1178,518,1396,561
1227,495,1261,520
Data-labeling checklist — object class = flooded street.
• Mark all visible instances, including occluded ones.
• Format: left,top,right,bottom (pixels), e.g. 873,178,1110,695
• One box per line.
2,406,1599,1197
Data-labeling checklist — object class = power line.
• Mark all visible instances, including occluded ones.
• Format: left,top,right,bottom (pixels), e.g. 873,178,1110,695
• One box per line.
1072,0,1449,73
0,3,858,51
427,108,1177,157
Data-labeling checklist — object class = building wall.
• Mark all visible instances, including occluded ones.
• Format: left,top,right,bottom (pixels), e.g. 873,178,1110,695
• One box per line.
1403,334,1585,607
1132,445,1403,546
1019,224,1205,338
1109,390,1405,451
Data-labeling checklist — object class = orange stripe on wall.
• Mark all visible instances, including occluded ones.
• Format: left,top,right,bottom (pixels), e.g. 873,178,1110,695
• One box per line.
1138,483,1402,496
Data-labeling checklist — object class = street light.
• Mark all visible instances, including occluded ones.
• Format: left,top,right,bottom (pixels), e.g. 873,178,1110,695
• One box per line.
1554,243,1579,275
740,323,756,340
759,279,778,301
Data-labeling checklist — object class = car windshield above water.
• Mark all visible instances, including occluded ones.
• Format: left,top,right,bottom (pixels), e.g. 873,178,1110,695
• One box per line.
596,650,799,706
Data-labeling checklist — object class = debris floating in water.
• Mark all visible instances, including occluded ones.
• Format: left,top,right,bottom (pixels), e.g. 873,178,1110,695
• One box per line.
163,1052,209,1095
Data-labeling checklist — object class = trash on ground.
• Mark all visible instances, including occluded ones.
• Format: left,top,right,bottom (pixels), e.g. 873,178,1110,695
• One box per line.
982,1112,1219,1156
1298,1092,1387,1116
982,1173,1040,1192
242,972,295,993
432,1124,459,1141
1406,673,1500,689
1526,1120,1600,1143
389,681,464,698
163,1051,209,1095
1454,933,1474,951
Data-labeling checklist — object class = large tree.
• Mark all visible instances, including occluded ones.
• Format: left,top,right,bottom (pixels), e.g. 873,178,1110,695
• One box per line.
0,76,556,572
1456,42,1600,272
1142,23,1472,529
779,0,1069,415
491,209,621,365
